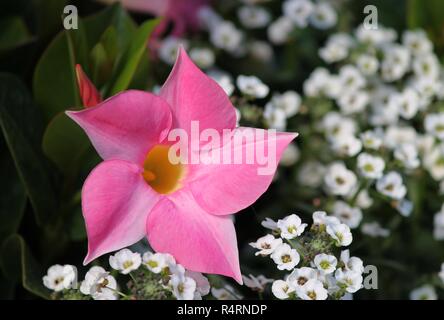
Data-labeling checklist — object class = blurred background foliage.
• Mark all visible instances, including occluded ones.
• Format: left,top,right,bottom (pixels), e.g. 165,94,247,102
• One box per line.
0,0,443,299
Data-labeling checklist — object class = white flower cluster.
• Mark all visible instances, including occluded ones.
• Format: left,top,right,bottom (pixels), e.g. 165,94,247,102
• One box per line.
250,212,365,300
43,248,210,300
297,25,444,231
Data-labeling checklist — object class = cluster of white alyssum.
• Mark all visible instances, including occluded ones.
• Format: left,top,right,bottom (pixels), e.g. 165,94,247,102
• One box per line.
42,248,210,300
250,212,365,300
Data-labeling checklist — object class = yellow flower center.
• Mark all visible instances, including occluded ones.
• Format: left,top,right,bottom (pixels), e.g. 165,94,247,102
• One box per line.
142,145,185,194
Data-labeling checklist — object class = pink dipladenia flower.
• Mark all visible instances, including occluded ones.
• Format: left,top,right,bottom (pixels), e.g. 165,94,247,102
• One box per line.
100,0,209,37
67,49,296,283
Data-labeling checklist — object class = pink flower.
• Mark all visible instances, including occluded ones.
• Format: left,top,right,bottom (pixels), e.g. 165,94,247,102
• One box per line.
102,0,209,37
66,49,296,283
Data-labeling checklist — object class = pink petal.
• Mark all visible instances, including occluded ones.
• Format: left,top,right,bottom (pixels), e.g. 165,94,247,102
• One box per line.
66,90,172,164
82,159,160,264
188,128,298,215
75,64,102,108
118,0,169,15
159,48,236,136
146,189,242,283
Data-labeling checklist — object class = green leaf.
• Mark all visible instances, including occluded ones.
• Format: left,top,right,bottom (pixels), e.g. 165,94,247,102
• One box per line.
0,73,57,225
1,234,50,299
42,112,91,177
0,16,32,52
32,0,68,39
108,19,159,95
0,142,26,243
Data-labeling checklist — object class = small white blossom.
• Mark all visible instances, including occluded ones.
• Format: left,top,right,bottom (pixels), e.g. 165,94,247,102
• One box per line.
277,214,307,239
189,47,215,69
80,266,117,300
314,254,337,274
402,30,433,56
109,249,141,274
409,285,437,300
272,279,294,299
211,285,242,300
170,274,196,300
361,222,390,238
287,267,318,289
261,217,279,231
263,104,287,130
376,171,407,200
238,5,271,29
439,263,444,284
186,271,210,299
207,69,235,96
332,201,363,229
331,134,362,157
142,251,175,274
326,223,353,246
360,130,383,150
312,211,341,228
425,113,444,140
324,162,357,196
280,143,300,166
43,265,77,292
356,54,379,76
398,88,420,120
309,2,337,29
282,0,313,27
242,274,273,291
158,37,188,65
337,90,369,115
249,234,283,256
267,16,293,44
296,279,328,300
267,91,301,117
236,75,269,98
210,21,243,53
334,269,362,293
339,250,364,274
271,243,300,270
394,143,420,169
357,152,385,179
298,161,326,187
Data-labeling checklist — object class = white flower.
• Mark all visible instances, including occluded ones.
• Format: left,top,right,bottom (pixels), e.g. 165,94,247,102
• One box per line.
43,265,77,292
424,144,444,181
394,143,420,169
322,112,357,139
303,67,331,97
242,274,273,291
142,251,175,274
210,21,243,53
261,217,279,231
271,243,300,270
287,267,318,289
212,285,242,300
170,274,196,300
402,30,433,56
263,105,287,130
434,207,444,240
267,16,293,45
356,54,379,76
357,152,385,179
376,171,407,200
268,91,301,118
271,280,294,299
337,90,369,115
280,143,300,167
319,34,353,63
207,69,234,96
296,279,328,300
409,285,437,300
354,189,373,209
309,2,337,29
198,6,223,31
312,211,341,228
355,24,395,46
249,234,283,256
277,214,307,239
413,53,440,80
425,113,444,140
334,269,362,293
238,5,271,29
326,223,353,246
282,0,313,27
381,45,410,81
186,271,210,299
298,161,326,187
158,37,188,65
338,65,366,92
236,75,269,98
332,201,363,229
384,126,417,149
360,130,383,150
330,134,362,157
339,250,364,274
398,88,419,120
324,162,357,196
249,41,273,61
314,254,337,274
189,48,215,69
80,266,117,300
439,263,444,284
109,248,141,274
361,222,390,238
